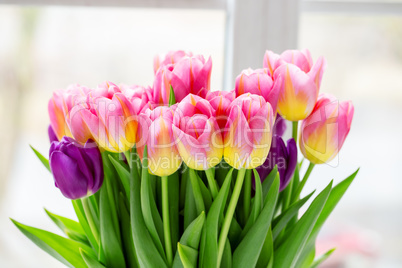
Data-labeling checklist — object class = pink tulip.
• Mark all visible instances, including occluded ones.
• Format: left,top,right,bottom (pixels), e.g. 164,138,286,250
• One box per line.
273,63,320,121
264,49,313,75
48,84,91,141
263,49,327,121
153,50,193,74
223,93,274,169
152,55,212,105
299,93,354,164
137,106,182,176
234,68,282,113
206,90,235,131
172,94,223,170
68,81,139,152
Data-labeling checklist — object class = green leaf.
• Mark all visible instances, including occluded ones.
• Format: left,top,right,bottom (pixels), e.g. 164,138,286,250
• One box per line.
130,146,168,268
30,145,50,172
310,248,335,268
313,169,359,237
238,170,264,239
199,168,234,268
221,239,232,268
184,169,198,229
197,174,213,212
262,166,278,200
296,169,359,267
228,218,242,249
169,85,176,106
140,155,165,259
232,176,280,268
11,219,94,268
99,179,126,268
173,212,205,268
178,243,198,268
252,169,263,221
108,155,131,200
273,180,333,268
71,199,99,254
189,168,205,215
271,190,315,240
45,209,88,244
119,193,139,268
256,227,273,268
80,248,106,268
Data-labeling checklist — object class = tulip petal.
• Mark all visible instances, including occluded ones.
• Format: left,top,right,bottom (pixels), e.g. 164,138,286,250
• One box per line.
275,64,318,121
50,151,88,199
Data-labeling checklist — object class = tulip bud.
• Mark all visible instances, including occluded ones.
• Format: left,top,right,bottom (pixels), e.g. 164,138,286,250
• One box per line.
48,84,91,141
69,81,139,152
255,135,297,191
49,137,103,199
153,50,193,74
223,93,274,169
299,94,354,164
234,68,282,113
137,106,182,176
172,94,223,170
152,55,212,105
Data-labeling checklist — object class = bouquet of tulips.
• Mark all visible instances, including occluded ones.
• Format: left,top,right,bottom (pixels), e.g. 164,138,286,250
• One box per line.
13,49,358,268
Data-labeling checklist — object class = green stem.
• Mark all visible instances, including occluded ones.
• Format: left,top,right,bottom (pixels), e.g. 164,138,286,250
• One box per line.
217,168,246,266
243,169,252,222
292,121,299,144
82,197,100,244
162,176,173,266
291,162,315,204
205,168,219,199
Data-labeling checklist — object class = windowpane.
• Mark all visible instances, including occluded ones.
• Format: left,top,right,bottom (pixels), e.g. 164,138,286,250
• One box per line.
0,6,225,267
300,13,402,267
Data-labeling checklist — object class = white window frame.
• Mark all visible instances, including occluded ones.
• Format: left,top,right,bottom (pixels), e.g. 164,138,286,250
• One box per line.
1,0,401,89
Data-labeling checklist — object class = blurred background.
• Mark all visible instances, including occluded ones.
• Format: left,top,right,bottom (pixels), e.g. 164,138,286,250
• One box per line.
0,1,402,267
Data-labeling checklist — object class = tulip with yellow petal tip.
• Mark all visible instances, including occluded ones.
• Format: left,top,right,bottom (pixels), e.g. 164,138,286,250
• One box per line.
299,93,354,164
137,106,182,177
223,93,274,169
69,81,143,153
234,68,282,114
48,84,91,141
172,94,223,170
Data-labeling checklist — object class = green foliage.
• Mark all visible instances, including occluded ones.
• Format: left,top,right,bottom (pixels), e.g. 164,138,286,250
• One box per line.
16,142,359,268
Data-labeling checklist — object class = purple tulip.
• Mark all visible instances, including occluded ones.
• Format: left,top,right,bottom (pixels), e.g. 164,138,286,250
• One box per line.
255,135,297,191
49,137,103,199
48,125,59,143
273,114,287,137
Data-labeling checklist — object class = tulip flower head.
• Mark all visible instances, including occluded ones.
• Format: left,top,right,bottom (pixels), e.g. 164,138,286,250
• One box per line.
152,55,212,105
299,94,354,164
49,137,103,199
264,49,327,121
255,135,297,191
153,50,193,74
137,106,182,176
172,94,223,170
223,93,274,169
234,68,282,113
69,82,140,152
48,84,91,141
